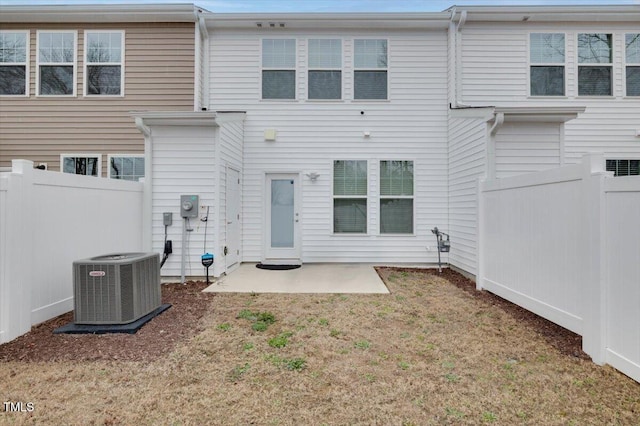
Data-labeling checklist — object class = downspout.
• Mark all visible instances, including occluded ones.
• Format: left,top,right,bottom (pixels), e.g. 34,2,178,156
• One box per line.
487,112,504,180
135,117,153,253
450,9,470,109
195,8,210,111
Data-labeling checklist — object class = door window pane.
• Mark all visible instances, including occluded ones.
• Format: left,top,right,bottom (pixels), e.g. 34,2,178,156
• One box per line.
271,179,294,248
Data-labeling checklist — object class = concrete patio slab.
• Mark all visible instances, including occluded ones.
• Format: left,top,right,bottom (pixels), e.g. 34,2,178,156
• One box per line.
203,263,389,294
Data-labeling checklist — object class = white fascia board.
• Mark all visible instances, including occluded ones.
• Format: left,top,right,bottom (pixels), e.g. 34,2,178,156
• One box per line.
1,4,199,23
450,5,640,23
491,106,587,123
207,12,451,30
130,111,246,128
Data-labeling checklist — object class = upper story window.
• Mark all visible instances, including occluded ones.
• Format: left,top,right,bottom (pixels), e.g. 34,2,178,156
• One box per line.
529,33,565,96
85,31,124,96
626,33,640,96
0,31,28,96
380,160,414,234
262,39,296,100
37,30,76,96
354,39,387,100
308,39,342,100
333,160,367,234
578,33,612,96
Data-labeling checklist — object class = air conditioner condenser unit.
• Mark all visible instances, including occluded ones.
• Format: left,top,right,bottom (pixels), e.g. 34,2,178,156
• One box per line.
73,252,161,325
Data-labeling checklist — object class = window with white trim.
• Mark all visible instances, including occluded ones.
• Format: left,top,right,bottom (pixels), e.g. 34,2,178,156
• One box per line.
354,39,387,100
626,33,640,96
308,39,341,100
578,33,613,96
85,31,124,96
606,159,640,177
529,33,565,96
333,160,367,234
0,31,28,96
262,39,296,100
61,154,100,176
109,155,144,181
37,31,76,96
380,161,414,234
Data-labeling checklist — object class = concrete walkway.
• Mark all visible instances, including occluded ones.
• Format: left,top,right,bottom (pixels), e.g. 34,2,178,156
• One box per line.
203,263,389,294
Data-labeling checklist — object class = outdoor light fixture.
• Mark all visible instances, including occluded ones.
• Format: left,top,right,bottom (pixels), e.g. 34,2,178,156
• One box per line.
306,172,320,181
264,129,277,141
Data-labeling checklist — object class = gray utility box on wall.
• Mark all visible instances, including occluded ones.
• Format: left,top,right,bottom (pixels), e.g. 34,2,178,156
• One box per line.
73,252,161,325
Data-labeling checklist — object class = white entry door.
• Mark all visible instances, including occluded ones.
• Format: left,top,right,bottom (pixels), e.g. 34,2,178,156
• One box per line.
264,173,301,264
226,167,241,269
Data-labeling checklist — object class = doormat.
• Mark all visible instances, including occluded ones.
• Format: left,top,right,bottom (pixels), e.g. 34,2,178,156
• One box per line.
53,304,171,335
256,263,301,271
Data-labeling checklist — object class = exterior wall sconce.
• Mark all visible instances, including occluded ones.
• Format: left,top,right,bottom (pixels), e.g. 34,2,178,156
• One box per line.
264,129,277,141
306,172,320,181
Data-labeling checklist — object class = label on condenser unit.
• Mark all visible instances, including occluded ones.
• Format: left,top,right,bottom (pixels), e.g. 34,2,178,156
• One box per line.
89,271,106,277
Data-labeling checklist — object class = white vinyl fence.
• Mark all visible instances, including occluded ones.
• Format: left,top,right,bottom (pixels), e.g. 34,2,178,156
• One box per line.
0,160,144,344
478,153,640,382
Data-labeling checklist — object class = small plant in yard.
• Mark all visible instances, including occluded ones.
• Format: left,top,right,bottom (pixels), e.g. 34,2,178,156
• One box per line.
318,318,329,326
268,332,293,348
284,357,306,371
445,407,465,419
482,412,497,423
354,340,371,350
217,323,231,331
252,321,269,332
329,329,341,338
228,363,250,382
237,309,257,321
398,361,410,370
445,373,460,383
243,342,254,351
238,310,276,332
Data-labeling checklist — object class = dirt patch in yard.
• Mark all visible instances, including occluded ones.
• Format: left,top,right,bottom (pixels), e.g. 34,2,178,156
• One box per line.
1,268,638,425
0,281,215,362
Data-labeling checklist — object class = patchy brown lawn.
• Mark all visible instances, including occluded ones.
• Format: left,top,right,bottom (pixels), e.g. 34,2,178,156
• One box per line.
1,268,638,425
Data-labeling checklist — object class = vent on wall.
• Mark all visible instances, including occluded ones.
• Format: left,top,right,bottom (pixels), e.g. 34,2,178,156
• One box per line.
73,252,161,325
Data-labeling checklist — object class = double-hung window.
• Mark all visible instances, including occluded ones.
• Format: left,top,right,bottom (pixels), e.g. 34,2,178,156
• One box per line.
308,39,341,100
379,161,414,234
61,154,100,177
37,30,76,96
0,31,28,96
85,31,124,96
354,39,387,100
262,39,296,100
626,33,640,96
529,33,565,96
109,155,144,181
606,159,640,177
333,160,367,234
578,33,613,96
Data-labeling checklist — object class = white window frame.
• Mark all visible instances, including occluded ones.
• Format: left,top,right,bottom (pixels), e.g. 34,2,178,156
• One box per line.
0,30,30,97
528,32,566,97
379,160,415,235
260,38,297,101
84,30,125,97
307,38,343,101
577,32,614,97
107,154,144,181
353,38,389,101
624,33,640,97
60,153,101,177
36,30,77,97
332,159,369,235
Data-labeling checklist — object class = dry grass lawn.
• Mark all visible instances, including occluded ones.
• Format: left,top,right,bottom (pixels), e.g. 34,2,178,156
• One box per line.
1,268,639,425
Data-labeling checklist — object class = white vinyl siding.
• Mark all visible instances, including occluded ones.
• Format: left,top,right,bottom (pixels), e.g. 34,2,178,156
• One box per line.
84,30,124,96
308,39,342,100
209,30,448,263
529,33,565,96
626,33,640,96
261,38,296,100
0,30,29,96
108,154,144,181
577,33,613,96
61,153,101,177
36,30,77,96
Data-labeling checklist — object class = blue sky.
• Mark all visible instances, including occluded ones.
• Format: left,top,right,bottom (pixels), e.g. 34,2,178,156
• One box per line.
1,0,638,13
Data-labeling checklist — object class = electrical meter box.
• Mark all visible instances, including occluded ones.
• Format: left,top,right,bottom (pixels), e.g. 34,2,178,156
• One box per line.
180,195,199,218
